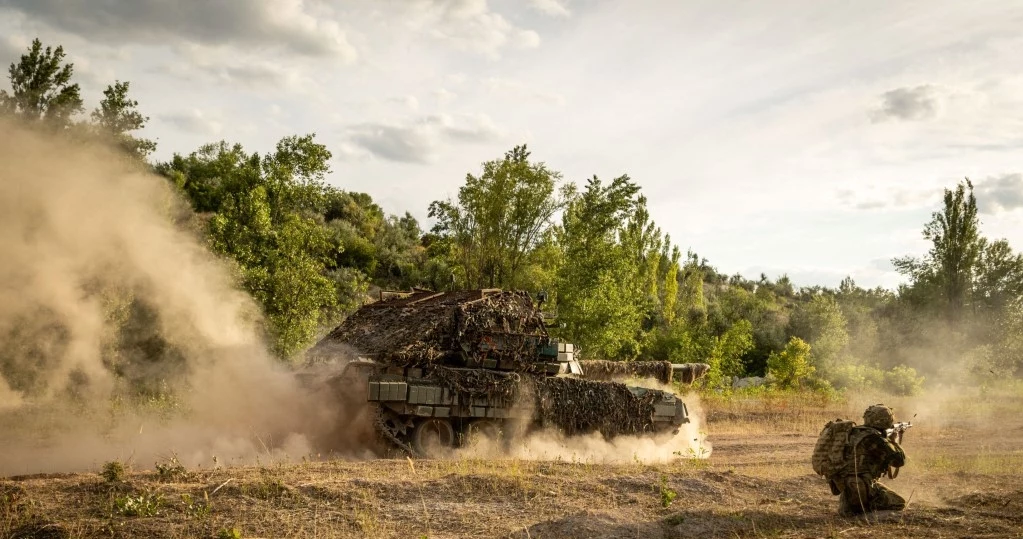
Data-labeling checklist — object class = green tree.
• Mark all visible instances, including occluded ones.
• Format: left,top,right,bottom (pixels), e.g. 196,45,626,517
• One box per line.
677,251,709,326
327,220,378,276
662,261,680,327
91,80,156,159
322,189,385,237
893,178,982,322
766,336,815,389
428,145,573,289
373,213,426,286
706,284,786,375
208,186,338,359
705,319,755,386
619,196,672,330
788,294,849,374
160,135,329,217
0,38,83,127
833,276,890,363
160,134,346,359
974,238,1023,311
554,175,647,359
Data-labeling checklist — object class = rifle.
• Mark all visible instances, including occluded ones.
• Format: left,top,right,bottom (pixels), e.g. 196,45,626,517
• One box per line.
885,421,913,444
884,415,915,479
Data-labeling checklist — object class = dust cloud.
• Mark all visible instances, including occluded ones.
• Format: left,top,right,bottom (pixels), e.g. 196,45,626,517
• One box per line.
0,119,369,476
457,381,712,464
513,392,710,464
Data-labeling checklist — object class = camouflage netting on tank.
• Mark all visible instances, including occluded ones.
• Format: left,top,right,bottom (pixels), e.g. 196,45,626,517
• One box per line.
527,376,659,438
577,360,674,385
312,289,548,368
673,363,711,385
431,366,521,398
455,291,550,369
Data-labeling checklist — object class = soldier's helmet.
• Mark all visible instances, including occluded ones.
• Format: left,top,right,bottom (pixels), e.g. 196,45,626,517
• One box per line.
863,404,895,430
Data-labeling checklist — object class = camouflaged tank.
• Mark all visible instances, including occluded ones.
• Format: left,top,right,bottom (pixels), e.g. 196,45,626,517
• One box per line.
308,288,692,457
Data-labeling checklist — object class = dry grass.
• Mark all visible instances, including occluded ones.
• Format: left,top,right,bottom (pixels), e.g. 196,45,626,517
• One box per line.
3,386,1022,538
699,389,849,435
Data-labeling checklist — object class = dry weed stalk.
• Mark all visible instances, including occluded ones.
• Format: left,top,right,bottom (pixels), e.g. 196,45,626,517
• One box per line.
407,456,432,537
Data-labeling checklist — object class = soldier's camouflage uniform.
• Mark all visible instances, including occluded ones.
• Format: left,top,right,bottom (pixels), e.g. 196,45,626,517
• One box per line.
829,405,907,517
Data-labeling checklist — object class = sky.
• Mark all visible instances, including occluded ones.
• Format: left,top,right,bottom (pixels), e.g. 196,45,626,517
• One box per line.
2,0,1022,290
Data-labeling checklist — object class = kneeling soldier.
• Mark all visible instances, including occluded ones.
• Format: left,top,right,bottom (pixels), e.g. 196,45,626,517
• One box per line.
833,404,907,517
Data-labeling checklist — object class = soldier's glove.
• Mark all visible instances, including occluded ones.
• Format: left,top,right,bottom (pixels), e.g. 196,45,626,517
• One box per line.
890,439,906,458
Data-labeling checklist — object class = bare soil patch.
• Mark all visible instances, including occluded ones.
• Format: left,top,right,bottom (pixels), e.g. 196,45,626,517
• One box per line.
3,388,1021,538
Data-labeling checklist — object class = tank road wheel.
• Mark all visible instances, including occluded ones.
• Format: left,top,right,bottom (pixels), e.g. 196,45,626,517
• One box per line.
411,418,456,458
464,419,504,449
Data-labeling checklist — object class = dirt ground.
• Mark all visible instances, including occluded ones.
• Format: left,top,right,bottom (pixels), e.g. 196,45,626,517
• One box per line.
2,387,1021,539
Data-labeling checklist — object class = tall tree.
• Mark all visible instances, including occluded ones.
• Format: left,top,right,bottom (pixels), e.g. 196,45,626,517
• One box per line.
428,145,573,289
91,80,156,159
0,38,83,127
619,195,669,327
554,175,649,359
661,261,680,327
893,178,982,322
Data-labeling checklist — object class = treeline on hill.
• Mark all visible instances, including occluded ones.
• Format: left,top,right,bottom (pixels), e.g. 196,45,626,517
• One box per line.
2,39,1022,400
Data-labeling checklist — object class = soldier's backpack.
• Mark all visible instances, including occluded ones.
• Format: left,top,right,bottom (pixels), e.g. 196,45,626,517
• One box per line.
811,418,857,477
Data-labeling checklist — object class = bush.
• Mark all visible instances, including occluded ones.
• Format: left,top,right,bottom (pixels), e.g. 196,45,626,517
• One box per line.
803,376,838,397
827,363,885,390
659,475,677,508
766,337,815,389
101,460,126,483
113,492,162,517
181,492,212,521
883,365,925,396
155,454,186,481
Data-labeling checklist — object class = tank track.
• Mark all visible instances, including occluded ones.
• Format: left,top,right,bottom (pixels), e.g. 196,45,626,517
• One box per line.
373,405,419,457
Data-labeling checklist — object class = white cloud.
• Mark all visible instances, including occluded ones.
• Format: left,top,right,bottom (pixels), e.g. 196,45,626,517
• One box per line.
158,109,223,136
405,0,541,58
835,185,939,212
344,124,438,164
159,45,321,96
975,173,1023,214
870,85,941,122
434,112,504,141
0,0,357,61
340,113,505,164
528,0,570,18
